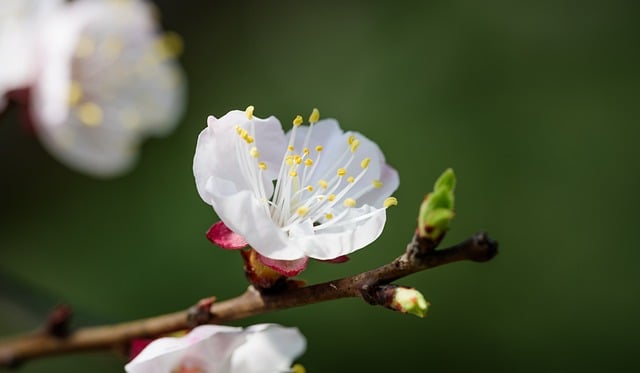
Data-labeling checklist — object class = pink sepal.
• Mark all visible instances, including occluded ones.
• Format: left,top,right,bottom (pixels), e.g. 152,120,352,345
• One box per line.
256,252,308,277
319,255,350,264
206,221,248,249
129,338,154,361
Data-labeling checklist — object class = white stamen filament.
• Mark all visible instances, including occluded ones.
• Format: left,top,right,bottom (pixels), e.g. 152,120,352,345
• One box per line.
234,110,391,238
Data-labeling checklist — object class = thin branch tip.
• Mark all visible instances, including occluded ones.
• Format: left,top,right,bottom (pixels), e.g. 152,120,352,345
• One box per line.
467,232,499,262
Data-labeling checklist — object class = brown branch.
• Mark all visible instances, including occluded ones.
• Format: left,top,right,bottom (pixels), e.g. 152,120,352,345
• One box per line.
0,232,497,368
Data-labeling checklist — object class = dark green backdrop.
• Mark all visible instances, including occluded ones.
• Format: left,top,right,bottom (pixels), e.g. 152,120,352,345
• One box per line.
2,0,639,371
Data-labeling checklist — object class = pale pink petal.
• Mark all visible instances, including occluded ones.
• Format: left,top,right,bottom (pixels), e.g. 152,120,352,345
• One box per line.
357,163,400,207
291,205,387,260
230,324,306,373
31,0,185,177
124,325,245,373
194,111,286,204
205,177,302,261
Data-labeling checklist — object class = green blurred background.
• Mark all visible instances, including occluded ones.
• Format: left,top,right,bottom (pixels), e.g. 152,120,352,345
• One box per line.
2,0,639,371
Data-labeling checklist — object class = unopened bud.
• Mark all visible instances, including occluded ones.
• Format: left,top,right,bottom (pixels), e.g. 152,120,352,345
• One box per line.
390,287,429,318
418,168,456,243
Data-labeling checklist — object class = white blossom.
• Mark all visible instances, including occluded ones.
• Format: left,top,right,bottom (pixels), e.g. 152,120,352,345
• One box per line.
194,107,399,271
125,324,306,373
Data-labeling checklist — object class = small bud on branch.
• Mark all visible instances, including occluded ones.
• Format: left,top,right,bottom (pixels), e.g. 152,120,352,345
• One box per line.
417,168,456,251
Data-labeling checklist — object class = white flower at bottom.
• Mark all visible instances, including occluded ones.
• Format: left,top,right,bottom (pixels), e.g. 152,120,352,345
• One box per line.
124,324,306,373
31,0,185,177
194,107,399,273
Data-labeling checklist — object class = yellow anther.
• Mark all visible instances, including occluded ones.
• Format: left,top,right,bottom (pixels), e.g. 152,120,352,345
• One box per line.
292,364,306,373
306,185,314,192
343,198,357,208
328,194,336,201
235,125,242,134
309,108,320,123
258,162,267,170
245,135,254,144
249,147,259,158
347,176,355,183
360,157,371,169
318,180,328,189
372,179,383,188
304,159,313,167
159,31,184,58
348,135,356,145
286,156,294,166
288,145,295,152
297,207,309,216
245,105,255,119
290,170,298,177
350,139,361,152
294,155,302,165
293,115,303,126
325,213,333,220
77,102,103,127
303,147,309,155
383,196,398,208
337,168,347,177
315,145,323,152
68,81,83,105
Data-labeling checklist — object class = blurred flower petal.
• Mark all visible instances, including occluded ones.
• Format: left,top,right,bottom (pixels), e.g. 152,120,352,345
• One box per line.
125,324,306,373
31,0,186,177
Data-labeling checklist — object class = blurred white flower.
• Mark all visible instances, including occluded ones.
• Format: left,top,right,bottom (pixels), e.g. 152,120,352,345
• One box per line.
30,0,185,177
0,0,62,109
0,0,185,177
194,107,399,275
125,324,306,373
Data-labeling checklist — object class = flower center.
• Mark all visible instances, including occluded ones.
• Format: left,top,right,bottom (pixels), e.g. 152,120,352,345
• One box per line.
234,106,396,235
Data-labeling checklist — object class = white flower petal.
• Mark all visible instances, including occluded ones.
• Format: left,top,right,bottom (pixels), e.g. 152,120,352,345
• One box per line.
125,325,245,373
194,111,286,204
125,324,305,373
357,163,400,207
286,118,343,178
205,177,302,260
230,324,306,373
292,205,387,260
0,0,62,101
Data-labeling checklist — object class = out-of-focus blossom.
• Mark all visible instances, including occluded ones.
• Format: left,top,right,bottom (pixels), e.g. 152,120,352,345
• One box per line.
0,0,62,109
32,0,185,176
0,0,185,177
194,107,399,275
125,324,306,373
